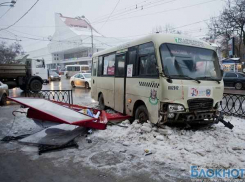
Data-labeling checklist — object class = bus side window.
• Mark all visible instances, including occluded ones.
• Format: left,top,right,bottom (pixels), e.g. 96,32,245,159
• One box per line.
128,48,137,76
103,54,115,76
115,54,125,77
75,66,80,71
97,56,103,76
92,60,97,76
138,42,158,76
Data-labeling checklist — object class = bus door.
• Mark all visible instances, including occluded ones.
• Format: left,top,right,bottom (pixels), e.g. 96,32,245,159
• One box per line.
114,51,127,114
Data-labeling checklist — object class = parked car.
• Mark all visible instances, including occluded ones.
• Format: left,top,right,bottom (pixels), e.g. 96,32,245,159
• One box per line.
59,68,66,75
0,81,9,106
49,70,61,81
70,73,91,89
50,69,59,75
223,72,245,90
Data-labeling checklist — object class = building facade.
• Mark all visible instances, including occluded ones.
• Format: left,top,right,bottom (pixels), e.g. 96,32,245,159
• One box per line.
28,13,128,70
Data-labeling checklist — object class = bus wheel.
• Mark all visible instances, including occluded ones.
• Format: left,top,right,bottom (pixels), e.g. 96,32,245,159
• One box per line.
98,94,105,110
135,105,149,123
66,74,69,79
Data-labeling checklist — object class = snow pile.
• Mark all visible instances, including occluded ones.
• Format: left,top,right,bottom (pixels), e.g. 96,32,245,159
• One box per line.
92,117,245,171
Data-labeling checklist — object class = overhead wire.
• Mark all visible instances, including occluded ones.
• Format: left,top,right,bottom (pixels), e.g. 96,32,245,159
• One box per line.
0,8,12,20
0,0,177,28
92,0,220,24
0,36,21,41
92,0,152,22
0,0,40,32
93,0,174,23
3,29,92,44
93,0,178,24
0,0,19,20
100,0,121,30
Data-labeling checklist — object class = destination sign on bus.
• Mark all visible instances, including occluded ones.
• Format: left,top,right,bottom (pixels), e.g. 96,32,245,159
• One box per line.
175,37,204,47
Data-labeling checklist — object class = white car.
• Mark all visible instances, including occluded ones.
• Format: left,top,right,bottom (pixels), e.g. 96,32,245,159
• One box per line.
70,73,91,89
0,81,9,106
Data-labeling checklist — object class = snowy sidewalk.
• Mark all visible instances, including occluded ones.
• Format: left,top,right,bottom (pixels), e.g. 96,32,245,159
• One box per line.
92,117,245,174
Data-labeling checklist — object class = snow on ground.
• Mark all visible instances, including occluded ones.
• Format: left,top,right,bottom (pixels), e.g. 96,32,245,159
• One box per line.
1,107,245,181
92,116,245,171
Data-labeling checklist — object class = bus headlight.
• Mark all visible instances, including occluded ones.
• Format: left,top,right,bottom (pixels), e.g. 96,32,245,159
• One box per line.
168,104,185,112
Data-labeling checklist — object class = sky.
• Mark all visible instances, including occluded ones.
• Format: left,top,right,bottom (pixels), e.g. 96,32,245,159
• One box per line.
0,0,226,53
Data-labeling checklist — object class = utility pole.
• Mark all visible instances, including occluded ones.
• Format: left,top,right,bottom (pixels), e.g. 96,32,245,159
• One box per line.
81,15,93,55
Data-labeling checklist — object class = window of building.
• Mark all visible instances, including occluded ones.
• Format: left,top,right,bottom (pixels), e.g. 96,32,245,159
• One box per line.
64,50,88,59
103,54,115,76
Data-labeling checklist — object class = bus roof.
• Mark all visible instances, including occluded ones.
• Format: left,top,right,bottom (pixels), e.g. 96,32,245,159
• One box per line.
93,33,215,58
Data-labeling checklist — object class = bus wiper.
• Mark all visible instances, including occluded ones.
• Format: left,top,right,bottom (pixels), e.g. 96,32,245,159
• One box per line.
196,76,220,84
171,75,201,84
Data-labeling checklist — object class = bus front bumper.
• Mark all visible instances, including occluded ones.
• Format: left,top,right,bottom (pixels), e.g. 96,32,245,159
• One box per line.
159,109,219,124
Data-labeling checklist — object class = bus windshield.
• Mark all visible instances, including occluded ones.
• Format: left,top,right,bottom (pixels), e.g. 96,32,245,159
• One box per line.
160,44,222,80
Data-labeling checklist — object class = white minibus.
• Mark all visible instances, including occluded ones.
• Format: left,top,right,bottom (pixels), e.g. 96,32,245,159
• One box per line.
91,34,223,125
65,65,90,78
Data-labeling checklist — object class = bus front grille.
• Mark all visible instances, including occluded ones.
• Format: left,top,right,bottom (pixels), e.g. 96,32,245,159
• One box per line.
187,98,213,111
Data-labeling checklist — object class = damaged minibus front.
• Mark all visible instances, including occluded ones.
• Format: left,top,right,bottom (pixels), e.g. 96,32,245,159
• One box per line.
91,34,223,125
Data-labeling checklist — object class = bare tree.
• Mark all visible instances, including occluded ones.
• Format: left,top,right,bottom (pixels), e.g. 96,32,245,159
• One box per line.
0,41,23,64
208,0,245,58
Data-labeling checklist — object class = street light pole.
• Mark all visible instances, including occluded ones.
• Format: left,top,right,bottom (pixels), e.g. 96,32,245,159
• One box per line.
81,15,93,55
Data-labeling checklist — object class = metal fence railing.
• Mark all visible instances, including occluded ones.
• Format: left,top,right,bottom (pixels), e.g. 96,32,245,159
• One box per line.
25,90,73,105
219,93,245,118
23,90,244,118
